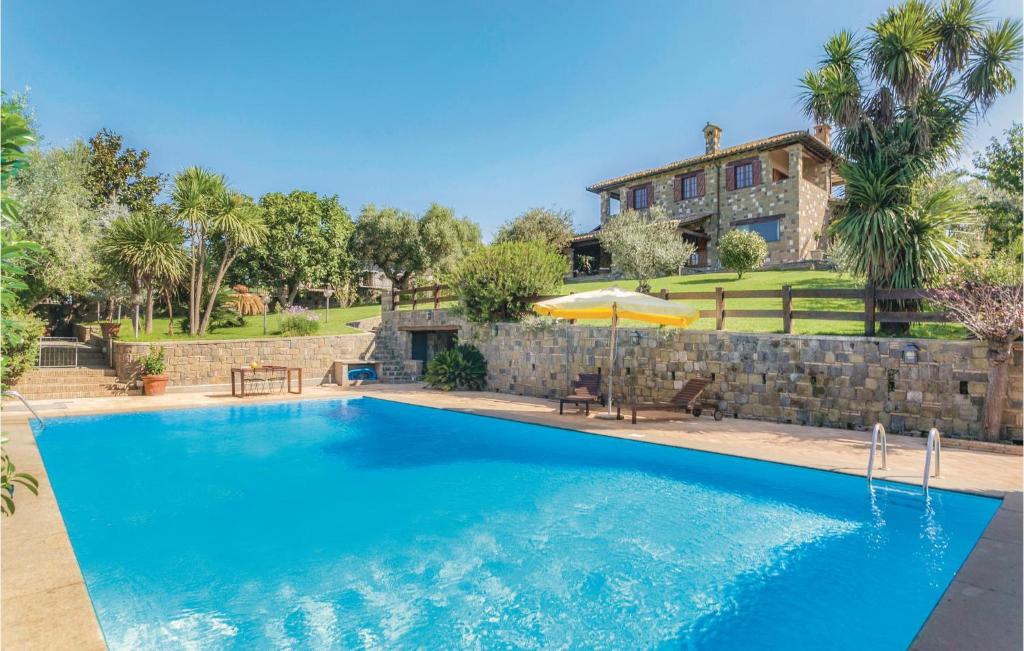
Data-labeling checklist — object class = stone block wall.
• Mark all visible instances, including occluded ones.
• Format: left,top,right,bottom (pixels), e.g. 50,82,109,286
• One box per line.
113,333,376,387
382,309,1023,440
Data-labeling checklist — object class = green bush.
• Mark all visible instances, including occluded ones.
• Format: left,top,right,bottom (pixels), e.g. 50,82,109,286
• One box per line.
423,344,487,391
0,308,44,391
451,241,567,323
719,229,768,279
279,306,321,336
140,346,166,376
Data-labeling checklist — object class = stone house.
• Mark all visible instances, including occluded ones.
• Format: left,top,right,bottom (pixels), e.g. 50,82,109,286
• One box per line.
570,123,844,273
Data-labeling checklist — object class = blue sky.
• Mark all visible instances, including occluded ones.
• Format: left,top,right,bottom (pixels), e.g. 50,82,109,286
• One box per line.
4,0,1021,238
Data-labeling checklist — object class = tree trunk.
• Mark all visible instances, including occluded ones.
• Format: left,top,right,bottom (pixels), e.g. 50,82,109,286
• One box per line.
287,283,300,307
144,285,155,334
198,250,235,335
982,342,1011,441
190,235,206,336
165,288,175,336
107,297,115,322
132,303,140,338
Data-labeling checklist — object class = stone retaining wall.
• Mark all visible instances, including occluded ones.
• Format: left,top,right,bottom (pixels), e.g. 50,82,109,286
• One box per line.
113,333,376,387
382,309,1023,440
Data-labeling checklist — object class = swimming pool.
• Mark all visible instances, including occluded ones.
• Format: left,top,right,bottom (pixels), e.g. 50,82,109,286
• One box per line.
36,397,998,649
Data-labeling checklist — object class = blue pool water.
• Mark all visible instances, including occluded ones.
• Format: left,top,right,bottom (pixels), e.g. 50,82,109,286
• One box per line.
36,398,998,649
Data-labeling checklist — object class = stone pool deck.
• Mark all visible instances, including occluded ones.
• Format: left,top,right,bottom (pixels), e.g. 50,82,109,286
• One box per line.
2,385,1021,649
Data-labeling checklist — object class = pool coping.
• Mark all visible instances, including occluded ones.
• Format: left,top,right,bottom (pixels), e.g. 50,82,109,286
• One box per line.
1,386,1020,649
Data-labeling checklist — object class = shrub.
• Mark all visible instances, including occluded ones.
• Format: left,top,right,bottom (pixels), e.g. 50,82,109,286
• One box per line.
140,346,166,376
451,241,567,323
719,229,768,279
423,344,487,391
279,305,321,336
0,309,45,391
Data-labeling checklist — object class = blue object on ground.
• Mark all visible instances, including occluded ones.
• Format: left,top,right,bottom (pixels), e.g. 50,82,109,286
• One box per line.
347,367,377,381
35,398,999,649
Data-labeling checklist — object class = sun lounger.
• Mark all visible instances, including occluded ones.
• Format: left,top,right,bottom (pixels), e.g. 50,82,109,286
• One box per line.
559,372,603,415
622,378,723,424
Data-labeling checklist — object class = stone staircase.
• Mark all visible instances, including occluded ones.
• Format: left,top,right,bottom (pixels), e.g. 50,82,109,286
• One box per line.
352,319,421,383
12,343,140,400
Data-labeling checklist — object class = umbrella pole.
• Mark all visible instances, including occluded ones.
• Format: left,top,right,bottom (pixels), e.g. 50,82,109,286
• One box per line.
605,303,618,418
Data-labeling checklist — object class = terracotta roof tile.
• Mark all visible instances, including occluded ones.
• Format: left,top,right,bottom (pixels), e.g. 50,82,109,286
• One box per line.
587,130,836,193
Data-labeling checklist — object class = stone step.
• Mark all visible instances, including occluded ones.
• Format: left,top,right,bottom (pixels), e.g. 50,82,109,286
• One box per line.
15,376,124,389
23,367,116,377
12,388,141,400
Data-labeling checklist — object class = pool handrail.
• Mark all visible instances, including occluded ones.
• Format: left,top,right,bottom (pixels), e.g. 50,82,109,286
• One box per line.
922,428,941,493
2,390,46,430
867,422,888,483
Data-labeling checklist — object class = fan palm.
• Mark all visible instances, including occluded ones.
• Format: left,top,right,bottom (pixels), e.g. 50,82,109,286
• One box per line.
99,211,187,334
800,0,1021,332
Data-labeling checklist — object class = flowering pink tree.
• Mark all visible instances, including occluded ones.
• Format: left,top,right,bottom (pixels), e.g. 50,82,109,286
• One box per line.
934,278,1023,440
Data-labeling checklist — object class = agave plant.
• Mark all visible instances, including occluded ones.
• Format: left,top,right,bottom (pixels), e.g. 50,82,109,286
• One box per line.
423,344,488,391
800,0,1021,330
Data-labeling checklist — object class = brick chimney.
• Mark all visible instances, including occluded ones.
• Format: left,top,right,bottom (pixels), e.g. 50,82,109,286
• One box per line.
702,123,722,155
814,123,832,147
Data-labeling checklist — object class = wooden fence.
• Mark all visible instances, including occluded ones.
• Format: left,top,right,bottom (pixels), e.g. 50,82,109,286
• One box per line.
391,283,953,336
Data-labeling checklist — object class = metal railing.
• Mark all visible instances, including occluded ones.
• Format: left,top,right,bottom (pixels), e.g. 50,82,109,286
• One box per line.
923,428,942,493
867,423,888,483
2,390,46,430
37,337,80,368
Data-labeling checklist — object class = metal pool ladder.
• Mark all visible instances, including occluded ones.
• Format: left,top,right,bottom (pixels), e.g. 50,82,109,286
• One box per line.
2,390,46,430
922,428,941,493
866,423,888,483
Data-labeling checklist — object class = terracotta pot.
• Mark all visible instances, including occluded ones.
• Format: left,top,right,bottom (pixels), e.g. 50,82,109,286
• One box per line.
99,322,121,338
142,374,169,396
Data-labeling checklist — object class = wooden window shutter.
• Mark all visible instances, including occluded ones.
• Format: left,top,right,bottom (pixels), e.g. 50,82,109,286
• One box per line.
626,188,634,210
696,170,706,197
646,183,654,207
674,176,682,201
726,165,736,191
752,159,762,185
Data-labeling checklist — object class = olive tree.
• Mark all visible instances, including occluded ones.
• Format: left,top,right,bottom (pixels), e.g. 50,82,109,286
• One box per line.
719,229,769,279
493,207,574,253
597,207,694,292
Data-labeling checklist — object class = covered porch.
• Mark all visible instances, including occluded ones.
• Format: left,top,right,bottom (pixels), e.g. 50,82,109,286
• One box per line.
567,217,712,277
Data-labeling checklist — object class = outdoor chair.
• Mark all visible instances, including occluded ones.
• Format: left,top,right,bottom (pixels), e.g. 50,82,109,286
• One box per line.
621,377,724,424
559,372,604,415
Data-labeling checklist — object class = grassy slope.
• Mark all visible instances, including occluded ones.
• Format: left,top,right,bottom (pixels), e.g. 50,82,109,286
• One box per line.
88,305,379,342
96,270,964,341
558,270,964,338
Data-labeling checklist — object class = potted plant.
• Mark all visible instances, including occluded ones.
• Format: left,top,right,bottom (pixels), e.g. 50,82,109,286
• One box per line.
140,346,169,396
99,321,121,338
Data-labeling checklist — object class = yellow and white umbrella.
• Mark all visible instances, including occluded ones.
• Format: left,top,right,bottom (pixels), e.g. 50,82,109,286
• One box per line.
533,287,699,418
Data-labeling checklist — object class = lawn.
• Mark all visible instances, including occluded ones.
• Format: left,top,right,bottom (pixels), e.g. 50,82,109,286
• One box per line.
558,269,965,338
88,304,380,342
98,270,965,341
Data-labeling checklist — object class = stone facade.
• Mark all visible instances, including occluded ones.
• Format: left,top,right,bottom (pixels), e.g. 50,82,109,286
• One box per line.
583,127,838,269
382,309,1023,441
112,333,377,387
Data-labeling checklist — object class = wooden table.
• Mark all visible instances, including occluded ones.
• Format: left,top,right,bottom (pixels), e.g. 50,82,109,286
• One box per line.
231,366,302,397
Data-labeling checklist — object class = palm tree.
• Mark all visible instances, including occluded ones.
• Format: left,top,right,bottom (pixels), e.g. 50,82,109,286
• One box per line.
800,0,1021,331
172,167,225,335
99,211,187,334
198,194,266,334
